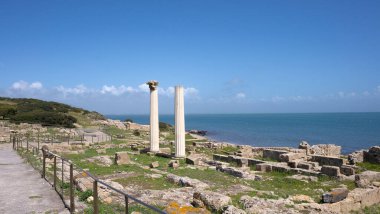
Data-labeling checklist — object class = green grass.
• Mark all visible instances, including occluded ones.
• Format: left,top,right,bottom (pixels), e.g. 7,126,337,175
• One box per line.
357,162,380,172
351,203,380,214
115,175,177,190
83,202,161,214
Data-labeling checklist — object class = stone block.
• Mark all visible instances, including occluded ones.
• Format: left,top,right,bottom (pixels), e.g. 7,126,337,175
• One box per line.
297,162,312,170
321,165,341,177
186,156,200,165
272,165,289,172
247,159,265,166
279,152,306,162
323,188,349,203
263,149,288,161
256,163,272,172
340,165,355,176
114,152,130,165
236,158,248,167
213,154,229,162
288,161,298,168
311,155,343,167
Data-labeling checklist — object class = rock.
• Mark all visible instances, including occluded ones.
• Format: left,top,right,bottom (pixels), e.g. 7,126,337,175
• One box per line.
186,156,200,165
299,141,310,150
145,173,163,179
131,212,142,214
321,165,341,177
150,161,160,168
168,160,180,169
289,194,314,203
288,174,318,182
309,144,341,157
160,147,171,154
322,188,349,203
87,156,113,167
115,152,130,165
193,191,231,211
75,177,93,191
355,170,380,188
236,158,249,167
363,146,380,164
167,174,209,189
256,163,273,172
86,196,94,203
222,205,246,214
96,149,106,154
348,150,364,164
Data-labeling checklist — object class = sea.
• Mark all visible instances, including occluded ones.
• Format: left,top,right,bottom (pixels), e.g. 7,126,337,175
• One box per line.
107,113,380,154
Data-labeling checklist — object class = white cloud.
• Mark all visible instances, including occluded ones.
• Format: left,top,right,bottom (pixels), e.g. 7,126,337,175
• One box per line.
184,87,199,96
30,82,43,89
56,84,89,96
11,80,43,91
138,84,150,93
100,85,136,96
236,93,246,99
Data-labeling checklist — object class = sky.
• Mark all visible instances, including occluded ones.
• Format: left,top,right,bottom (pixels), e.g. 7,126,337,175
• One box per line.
0,0,379,114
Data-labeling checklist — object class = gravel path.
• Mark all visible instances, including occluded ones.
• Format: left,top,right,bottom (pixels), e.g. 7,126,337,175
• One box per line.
0,143,69,214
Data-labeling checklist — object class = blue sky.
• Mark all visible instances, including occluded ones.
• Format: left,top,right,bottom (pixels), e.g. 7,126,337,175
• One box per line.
0,0,379,114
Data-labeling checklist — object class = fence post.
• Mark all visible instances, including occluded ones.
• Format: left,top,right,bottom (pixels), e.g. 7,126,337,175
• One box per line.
93,180,99,214
37,133,40,153
125,195,129,214
70,163,75,213
42,153,46,179
12,136,15,150
27,139,29,152
53,156,57,190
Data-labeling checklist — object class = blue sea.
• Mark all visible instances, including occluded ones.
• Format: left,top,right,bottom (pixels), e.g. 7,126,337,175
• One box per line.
107,113,380,154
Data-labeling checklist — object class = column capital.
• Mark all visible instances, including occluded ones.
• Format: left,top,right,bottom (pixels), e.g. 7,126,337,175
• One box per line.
146,80,159,91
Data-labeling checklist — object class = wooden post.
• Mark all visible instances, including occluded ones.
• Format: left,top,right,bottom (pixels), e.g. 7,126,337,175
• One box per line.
26,139,29,152
70,163,75,213
53,156,57,190
12,136,15,150
93,180,99,214
68,134,70,145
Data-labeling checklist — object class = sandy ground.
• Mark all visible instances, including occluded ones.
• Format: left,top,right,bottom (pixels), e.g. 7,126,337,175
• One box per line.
0,143,69,214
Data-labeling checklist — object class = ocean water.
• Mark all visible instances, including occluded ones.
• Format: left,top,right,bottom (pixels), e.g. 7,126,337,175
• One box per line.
107,113,380,154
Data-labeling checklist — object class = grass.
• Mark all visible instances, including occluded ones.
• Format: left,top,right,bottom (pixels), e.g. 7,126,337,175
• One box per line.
115,175,177,190
357,162,380,172
351,203,380,214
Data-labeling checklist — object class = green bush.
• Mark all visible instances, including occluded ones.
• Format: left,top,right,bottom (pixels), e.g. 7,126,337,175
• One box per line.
79,189,93,201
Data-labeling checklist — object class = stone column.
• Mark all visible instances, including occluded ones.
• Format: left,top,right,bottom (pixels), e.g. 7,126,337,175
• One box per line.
175,86,186,158
147,80,160,152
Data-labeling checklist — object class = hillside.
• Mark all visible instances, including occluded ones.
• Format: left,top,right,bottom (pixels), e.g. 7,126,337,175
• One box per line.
0,97,105,128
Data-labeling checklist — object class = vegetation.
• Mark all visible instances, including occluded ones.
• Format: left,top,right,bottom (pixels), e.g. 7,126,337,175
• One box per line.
159,121,173,132
357,162,380,172
0,97,105,128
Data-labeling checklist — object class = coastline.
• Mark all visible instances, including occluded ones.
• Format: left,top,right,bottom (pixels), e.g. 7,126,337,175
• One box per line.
107,113,380,154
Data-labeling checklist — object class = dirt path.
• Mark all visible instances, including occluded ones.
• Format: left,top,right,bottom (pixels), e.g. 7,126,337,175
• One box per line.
0,143,69,214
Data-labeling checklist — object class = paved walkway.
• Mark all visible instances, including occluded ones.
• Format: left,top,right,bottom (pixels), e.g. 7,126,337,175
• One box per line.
0,143,69,214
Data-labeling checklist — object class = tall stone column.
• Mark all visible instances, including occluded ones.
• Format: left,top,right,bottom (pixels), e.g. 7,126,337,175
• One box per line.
147,81,160,152
175,86,186,158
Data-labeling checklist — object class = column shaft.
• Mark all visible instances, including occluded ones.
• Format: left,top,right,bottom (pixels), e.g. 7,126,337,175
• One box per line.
175,86,186,157
150,88,159,152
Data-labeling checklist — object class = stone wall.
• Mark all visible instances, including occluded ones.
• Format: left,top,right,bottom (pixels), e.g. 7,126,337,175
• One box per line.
363,146,380,164
311,155,344,167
